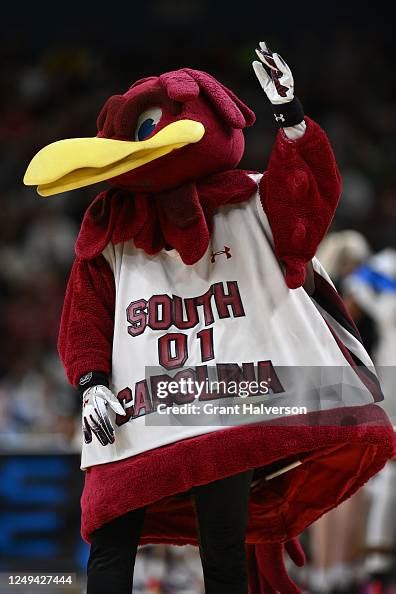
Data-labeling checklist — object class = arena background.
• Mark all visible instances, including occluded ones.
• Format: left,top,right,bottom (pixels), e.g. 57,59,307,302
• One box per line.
1,2,395,593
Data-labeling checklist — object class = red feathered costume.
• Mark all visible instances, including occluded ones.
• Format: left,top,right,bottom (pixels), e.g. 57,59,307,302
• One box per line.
24,67,394,594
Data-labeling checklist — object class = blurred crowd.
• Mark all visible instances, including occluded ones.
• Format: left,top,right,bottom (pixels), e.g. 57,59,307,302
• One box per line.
0,8,395,593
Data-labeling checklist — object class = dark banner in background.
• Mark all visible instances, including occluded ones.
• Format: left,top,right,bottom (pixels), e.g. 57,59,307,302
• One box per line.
0,454,88,573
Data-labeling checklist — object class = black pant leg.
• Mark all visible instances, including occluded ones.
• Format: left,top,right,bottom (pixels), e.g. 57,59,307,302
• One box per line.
193,470,253,594
86,506,146,594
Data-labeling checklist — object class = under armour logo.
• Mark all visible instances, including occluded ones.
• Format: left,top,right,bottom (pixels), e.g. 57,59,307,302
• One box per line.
274,113,285,123
79,372,93,386
211,246,232,263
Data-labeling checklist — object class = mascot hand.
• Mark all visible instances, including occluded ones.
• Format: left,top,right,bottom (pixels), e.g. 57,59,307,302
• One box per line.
82,385,126,446
253,537,305,593
253,41,294,104
252,41,305,129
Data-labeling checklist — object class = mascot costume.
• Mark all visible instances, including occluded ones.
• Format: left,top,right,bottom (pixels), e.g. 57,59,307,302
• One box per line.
24,42,394,594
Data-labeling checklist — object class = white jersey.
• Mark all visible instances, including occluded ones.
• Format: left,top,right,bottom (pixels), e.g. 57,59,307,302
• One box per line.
81,174,379,469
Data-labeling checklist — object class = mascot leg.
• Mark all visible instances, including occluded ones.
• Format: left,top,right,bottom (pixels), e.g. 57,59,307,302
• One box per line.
86,470,253,594
193,470,254,594
87,506,146,594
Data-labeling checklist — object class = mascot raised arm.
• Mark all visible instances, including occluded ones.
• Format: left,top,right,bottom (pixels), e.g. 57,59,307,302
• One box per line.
24,41,394,594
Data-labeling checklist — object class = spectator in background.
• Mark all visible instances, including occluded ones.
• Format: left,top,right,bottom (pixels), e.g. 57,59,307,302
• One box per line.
318,230,378,353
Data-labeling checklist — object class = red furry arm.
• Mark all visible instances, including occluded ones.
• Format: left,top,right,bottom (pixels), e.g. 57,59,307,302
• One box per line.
259,116,342,289
57,255,115,387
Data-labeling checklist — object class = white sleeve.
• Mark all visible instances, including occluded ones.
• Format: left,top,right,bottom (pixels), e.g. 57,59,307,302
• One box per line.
282,120,307,141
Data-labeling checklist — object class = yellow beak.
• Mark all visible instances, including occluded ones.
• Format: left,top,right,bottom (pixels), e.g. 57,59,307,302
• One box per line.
23,119,205,197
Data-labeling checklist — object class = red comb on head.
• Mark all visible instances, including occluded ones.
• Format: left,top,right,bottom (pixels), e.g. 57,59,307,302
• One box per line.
159,70,200,102
102,69,255,133
182,68,256,129
158,68,255,130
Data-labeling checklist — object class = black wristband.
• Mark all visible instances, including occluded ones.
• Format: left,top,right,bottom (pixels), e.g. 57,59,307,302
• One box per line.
272,96,304,128
78,371,109,396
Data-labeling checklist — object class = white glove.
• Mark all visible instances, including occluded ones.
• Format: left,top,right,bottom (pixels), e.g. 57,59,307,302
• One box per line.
82,385,126,446
252,41,305,137
252,41,294,104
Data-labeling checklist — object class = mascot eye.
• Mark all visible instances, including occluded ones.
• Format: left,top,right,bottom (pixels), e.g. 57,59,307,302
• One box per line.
134,107,162,141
